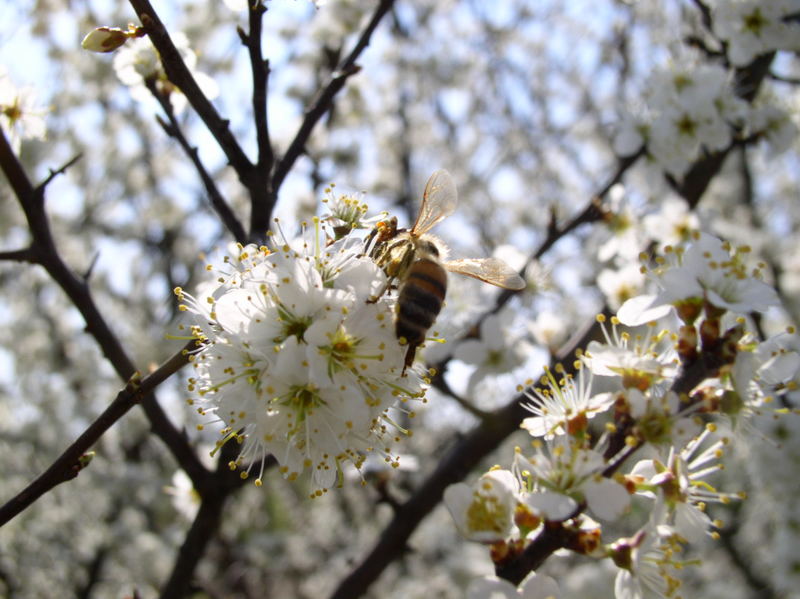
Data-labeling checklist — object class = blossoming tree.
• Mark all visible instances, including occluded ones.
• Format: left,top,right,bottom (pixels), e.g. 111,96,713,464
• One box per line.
1,1,799,598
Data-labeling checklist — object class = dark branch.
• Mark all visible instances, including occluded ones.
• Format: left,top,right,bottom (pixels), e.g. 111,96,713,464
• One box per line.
0,247,36,263
0,127,208,491
127,0,254,181
158,442,245,599
0,342,196,527
241,1,276,241
148,81,247,242
244,3,273,172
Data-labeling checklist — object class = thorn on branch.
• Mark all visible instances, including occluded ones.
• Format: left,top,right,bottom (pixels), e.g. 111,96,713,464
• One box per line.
237,26,248,45
83,252,101,282
35,153,83,194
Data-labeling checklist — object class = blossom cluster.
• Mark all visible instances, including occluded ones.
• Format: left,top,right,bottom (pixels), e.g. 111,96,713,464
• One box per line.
614,62,797,179
176,210,427,496
709,0,800,66
444,232,800,598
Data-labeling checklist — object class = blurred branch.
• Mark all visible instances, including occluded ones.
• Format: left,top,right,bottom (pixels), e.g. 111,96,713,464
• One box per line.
715,502,780,599
0,127,207,491
158,442,247,599
241,2,273,175
0,247,36,263
769,72,800,85
270,0,396,191
0,341,196,527
148,80,247,242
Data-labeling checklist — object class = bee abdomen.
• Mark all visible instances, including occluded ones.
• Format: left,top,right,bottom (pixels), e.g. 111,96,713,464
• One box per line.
396,259,447,344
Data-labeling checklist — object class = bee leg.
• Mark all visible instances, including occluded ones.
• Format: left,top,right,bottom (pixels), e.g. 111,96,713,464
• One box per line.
401,343,418,375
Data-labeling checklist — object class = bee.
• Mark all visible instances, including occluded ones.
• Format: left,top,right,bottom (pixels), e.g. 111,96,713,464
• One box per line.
366,170,526,372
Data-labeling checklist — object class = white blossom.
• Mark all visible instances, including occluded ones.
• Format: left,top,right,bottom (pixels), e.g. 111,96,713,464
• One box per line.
0,67,46,152
444,469,520,543
466,573,560,599
113,33,219,113
710,0,800,66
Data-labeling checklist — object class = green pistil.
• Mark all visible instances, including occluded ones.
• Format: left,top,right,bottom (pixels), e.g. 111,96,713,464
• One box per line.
743,8,767,35
204,368,260,394
275,304,312,342
278,384,326,428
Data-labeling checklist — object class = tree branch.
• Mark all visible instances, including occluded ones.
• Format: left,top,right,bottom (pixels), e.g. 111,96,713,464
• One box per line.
0,341,196,527
0,127,207,491
147,80,247,242
127,0,254,181
158,442,245,599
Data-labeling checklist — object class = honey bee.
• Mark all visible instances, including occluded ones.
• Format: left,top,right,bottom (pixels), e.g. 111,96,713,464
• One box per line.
366,170,526,371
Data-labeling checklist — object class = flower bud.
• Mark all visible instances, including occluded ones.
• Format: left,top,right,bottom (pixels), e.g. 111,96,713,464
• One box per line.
81,25,143,53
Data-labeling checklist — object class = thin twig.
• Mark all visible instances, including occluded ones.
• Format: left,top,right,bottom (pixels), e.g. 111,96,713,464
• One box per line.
148,81,247,242
0,341,196,527
0,247,37,263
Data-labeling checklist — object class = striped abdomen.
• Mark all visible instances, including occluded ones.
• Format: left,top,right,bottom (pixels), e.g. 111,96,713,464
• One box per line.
396,257,447,369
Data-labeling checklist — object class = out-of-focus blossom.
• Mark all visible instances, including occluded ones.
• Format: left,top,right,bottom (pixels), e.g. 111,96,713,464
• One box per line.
444,469,519,543
113,33,219,113
466,572,560,599
0,67,47,152
710,0,800,66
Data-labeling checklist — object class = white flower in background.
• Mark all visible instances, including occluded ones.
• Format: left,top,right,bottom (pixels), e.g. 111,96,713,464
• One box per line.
113,33,219,112
454,309,528,391
444,469,519,543
597,185,646,263
710,0,800,66
618,232,780,327
0,67,47,152
598,261,646,311
615,63,748,178
223,0,249,10
641,196,699,246
521,363,614,439
528,309,569,353
163,470,200,520
748,102,799,155
466,573,560,599
731,328,800,411
176,223,426,494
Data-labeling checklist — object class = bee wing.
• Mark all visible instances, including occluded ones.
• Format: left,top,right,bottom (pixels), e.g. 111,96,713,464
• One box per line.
444,258,526,290
412,170,458,236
